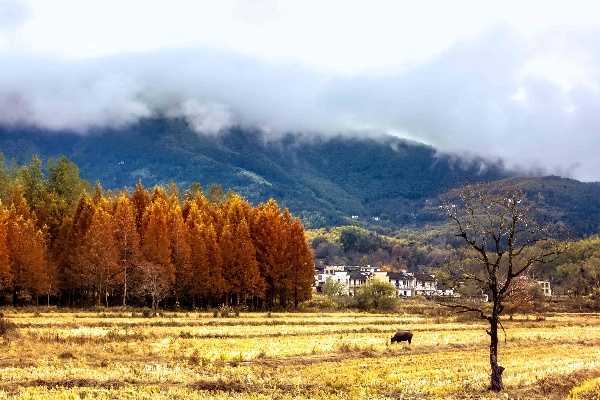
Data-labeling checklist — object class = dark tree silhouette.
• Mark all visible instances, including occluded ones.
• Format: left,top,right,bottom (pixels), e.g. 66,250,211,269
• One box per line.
440,183,565,392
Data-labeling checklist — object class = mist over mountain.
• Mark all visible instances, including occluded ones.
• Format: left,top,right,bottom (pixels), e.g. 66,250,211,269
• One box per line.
1,117,599,235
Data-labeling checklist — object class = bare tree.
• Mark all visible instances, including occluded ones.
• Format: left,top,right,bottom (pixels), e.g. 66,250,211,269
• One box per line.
503,275,539,319
137,261,172,311
440,183,564,392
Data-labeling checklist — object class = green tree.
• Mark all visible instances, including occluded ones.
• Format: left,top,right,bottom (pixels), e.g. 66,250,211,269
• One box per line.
353,279,397,310
322,278,346,297
16,155,46,212
0,154,14,201
47,156,86,206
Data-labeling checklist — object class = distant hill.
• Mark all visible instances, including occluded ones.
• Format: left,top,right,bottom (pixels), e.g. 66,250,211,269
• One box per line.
1,118,599,235
500,176,600,236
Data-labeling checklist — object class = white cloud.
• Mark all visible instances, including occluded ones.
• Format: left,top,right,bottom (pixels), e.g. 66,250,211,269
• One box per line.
168,100,233,135
0,0,30,32
2,2,600,180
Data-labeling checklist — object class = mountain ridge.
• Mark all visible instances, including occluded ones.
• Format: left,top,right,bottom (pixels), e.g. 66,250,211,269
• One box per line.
1,118,598,235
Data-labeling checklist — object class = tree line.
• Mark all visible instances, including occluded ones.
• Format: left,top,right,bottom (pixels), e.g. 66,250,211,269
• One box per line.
0,155,314,309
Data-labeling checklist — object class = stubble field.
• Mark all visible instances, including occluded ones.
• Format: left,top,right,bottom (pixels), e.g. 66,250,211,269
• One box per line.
0,309,599,399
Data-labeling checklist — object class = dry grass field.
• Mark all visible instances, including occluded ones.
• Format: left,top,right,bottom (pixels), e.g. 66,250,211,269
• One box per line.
0,309,599,399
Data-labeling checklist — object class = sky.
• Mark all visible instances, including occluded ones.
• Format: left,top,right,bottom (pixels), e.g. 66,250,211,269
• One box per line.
2,1,600,180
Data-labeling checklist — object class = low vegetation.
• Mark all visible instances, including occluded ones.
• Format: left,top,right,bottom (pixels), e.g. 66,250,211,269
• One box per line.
0,313,18,339
321,279,399,311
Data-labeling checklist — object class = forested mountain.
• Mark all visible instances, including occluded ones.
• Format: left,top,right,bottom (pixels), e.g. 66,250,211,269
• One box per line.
0,118,508,227
1,118,599,235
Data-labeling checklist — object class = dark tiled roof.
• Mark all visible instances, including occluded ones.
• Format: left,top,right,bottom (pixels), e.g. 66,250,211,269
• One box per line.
387,272,412,281
348,271,367,281
414,273,436,282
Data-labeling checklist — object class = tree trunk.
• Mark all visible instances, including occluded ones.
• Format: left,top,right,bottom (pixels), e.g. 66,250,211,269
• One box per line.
489,316,504,391
294,286,298,310
96,281,102,307
122,264,128,307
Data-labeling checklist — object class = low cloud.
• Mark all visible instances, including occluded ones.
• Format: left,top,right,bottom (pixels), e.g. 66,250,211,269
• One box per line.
0,0,30,32
167,100,233,135
1,27,600,180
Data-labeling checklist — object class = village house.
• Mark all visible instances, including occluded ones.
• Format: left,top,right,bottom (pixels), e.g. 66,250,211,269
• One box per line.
386,271,416,297
314,265,455,297
414,273,438,296
536,280,552,297
348,271,369,296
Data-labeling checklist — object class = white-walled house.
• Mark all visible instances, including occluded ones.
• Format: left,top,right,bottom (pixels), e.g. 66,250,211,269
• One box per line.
314,267,350,295
387,272,416,297
348,271,368,295
313,265,454,297
414,273,438,296
536,280,552,297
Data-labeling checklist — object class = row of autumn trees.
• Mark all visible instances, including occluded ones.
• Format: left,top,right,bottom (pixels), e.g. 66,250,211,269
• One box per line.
0,155,314,309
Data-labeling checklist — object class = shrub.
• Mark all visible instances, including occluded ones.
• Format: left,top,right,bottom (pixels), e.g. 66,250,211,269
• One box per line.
299,295,338,311
589,285,600,310
217,305,236,318
352,279,398,311
337,343,353,353
256,350,267,359
322,278,347,297
0,315,18,338
188,350,204,366
454,311,481,322
58,351,76,360
141,308,155,318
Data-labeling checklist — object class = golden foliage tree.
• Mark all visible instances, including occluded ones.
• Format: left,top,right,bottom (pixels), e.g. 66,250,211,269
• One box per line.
168,201,191,305
131,180,150,236
204,222,226,301
0,205,12,294
113,193,141,306
286,217,315,308
81,199,119,306
252,199,289,307
6,206,48,303
185,202,211,305
0,155,315,309
64,195,96,297
140,193,174,310
221,217,264,304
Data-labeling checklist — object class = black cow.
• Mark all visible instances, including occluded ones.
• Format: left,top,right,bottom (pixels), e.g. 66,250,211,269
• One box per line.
391,330,413,344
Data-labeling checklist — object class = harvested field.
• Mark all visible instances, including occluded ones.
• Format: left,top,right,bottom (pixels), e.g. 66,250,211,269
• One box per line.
0,310,599,399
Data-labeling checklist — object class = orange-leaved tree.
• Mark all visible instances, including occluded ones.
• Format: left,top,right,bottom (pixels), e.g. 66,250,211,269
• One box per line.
185,201,210,306
167,199,191,306
81,198,119,306
252,199,288,308
140,191,174,310
6,203,48,304
285,216,315,308
113,193,141,306
0,203,13,295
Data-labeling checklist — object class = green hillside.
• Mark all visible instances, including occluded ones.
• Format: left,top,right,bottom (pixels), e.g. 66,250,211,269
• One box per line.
1,118,599,236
